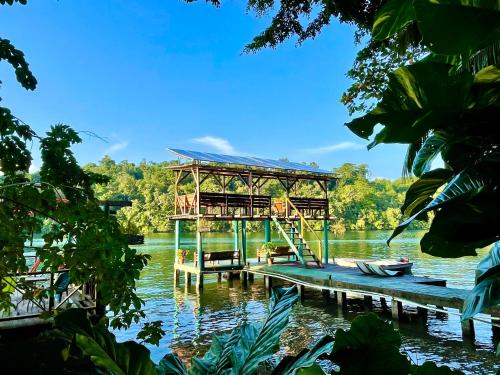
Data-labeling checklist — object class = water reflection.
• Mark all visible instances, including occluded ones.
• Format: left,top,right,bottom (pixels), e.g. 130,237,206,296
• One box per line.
114,231,498,374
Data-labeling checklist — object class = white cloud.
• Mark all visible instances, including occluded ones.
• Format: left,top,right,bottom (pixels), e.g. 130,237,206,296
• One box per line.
104,141,128,155
304,142,364,154
193,136,237,155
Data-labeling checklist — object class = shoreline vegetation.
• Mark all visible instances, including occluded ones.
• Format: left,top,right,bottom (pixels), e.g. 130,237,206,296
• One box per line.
75,156,429,235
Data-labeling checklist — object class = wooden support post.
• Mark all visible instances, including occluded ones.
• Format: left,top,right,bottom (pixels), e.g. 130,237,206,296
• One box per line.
337,291,347,309
364,295,373,310
417,307,428,324
248,272,254,282
492,318,500,343
265,276,273,292
242,271,248,284
323,219,329,264
460,316,475,340
241,219,247,265
264,219,271,243
297,220,303,258
391,299,403,320
217,272,222,282
297,284,305,302
174,220,182,255
322,289,330,299
196,273,204,292
197,229,203,271
185,272,192,286
174,269,180,284
380,297,388,309
234,220,239,252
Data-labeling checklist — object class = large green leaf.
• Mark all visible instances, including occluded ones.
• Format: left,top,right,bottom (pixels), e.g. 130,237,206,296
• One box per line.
76,334,157,375
476,241,500,283
388,169,486,244
412,132,448,176
157,354,188,375
462,241,500,320
330,313,410,375
418,193,500,257
346,63,473,148
230,286,299,375
401,169,454,216
372,0,416,40
414,0,500,55
296,364,327,375
190,329,241,374
271,336,334,375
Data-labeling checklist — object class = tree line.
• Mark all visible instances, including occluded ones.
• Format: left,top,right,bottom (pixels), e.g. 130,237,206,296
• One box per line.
82,156,427,235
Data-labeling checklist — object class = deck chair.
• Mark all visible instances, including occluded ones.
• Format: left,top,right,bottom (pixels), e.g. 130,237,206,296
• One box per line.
54,272,71,303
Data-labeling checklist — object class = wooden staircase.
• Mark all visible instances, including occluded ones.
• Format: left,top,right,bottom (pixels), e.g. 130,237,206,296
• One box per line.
271,216,322,268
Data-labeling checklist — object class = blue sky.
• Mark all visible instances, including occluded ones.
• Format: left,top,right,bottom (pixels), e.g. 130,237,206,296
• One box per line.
0,0,407,179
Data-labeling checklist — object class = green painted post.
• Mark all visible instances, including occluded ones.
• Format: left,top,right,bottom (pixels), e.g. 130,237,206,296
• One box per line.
297,220,303,258
233,220,239,251
174,220,181,262
241,219,247,265
323,219,329,264
197,230,204,271
264,219,271,243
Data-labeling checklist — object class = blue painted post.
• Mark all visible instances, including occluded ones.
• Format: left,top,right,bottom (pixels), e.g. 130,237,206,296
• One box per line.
323,219,329,264
241,219,247,265
174,220,181,263
233,220,239,252
264,219,271,243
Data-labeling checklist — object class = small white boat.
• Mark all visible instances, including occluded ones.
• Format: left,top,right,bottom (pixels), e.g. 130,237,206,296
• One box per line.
356,258,413,276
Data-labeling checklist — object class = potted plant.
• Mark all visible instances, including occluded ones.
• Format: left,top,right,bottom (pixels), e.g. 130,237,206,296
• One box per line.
261,242,277,265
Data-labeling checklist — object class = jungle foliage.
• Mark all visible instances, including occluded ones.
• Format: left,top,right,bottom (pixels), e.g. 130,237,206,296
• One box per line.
83,157,425,235
0,0,162,344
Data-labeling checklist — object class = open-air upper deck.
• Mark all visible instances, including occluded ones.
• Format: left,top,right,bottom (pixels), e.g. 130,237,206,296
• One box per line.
167,148,336,221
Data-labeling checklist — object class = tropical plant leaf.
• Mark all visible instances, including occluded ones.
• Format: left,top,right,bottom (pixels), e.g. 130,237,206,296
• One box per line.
296,364,327,375
157,353,189,375
414,0,500,55
388,169,486,244
271,335,334,375
474,64,500,84
346,63,473,148
372,0,416,41
476,241,500,283
412,132,448,176
401,169,453,216
462,269,500,320
230,286,299,375
330,313,410,375
462,241,500,320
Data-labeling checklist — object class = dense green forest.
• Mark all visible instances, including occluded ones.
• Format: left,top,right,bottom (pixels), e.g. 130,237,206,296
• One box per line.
82,156,427,235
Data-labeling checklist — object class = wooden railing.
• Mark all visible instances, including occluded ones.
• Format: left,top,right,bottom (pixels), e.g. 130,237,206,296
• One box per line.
274,197,329,219
1,267,97,323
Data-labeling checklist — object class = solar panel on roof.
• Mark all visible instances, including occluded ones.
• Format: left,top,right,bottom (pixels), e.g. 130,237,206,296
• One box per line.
168,148,332,175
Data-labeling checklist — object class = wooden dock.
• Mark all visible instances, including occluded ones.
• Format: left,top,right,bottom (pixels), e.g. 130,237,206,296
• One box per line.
174,259,500,341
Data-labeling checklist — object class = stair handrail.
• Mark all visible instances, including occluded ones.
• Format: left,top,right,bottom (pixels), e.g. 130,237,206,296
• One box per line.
285,196,323,264
271,216,306,266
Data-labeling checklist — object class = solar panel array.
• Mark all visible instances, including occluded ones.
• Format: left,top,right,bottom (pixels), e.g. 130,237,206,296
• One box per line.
168,148,332,175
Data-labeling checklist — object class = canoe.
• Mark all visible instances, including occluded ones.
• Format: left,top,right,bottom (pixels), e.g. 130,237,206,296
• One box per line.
355,259,413,276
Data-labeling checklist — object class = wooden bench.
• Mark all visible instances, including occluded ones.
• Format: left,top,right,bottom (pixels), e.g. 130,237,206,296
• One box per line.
194,250,240,267
289,197,329,217
258,246,297,263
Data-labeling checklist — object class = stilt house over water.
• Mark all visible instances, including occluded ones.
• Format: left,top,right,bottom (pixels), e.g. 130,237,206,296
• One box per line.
167,148,337,288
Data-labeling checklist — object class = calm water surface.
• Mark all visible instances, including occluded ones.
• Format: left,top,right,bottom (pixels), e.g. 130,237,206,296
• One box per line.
115,230,499,374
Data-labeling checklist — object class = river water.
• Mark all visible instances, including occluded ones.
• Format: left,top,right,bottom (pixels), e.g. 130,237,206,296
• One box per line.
114,230,499,374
